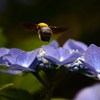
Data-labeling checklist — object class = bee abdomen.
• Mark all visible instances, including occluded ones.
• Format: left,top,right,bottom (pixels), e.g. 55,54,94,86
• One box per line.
38,27,52,42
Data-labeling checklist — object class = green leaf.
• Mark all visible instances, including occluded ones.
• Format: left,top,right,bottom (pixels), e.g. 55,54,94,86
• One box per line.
0,73,16,85
0,88,33,100
13,74,43,93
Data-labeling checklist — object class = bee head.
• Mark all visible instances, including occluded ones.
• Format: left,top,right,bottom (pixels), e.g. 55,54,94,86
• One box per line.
37,22,48,29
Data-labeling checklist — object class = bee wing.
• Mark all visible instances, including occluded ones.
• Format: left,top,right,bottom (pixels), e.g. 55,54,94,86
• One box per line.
23,22,37,31
49,26,68,33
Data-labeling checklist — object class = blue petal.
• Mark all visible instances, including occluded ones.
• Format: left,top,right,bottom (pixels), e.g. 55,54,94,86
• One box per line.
0,69,23,75
42,46,60,59
16,49,39,68
0,57,6,65
0,48,10,65
63,39,88,53
74,84,100,100
3,55,16,64
44,49,81,65
44,56,61,65
3,48,25,65
9,48,24,57
7,64,35,72
57,47,70,61
81,60,96,72
49,40,59,49
0,48,9,57
60,52,82,65
84,44,100,72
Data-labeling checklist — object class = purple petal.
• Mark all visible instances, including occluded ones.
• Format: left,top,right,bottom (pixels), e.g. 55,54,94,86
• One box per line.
49,40,59,49
44,50,81,65
0,58,6,65
81,60,96,73
3,55,17,64
16,49,39,68
57,47,70,61
0,69,23,75
84,44,100,72
44,56,61,65
74,84,100,100
63,39,88,53
9,48,24,57
61,52,82,65
0,48,9,57
3,49,25,65
0,48,9,65
42,46,60,59
43,46,71,61
7,64,35,72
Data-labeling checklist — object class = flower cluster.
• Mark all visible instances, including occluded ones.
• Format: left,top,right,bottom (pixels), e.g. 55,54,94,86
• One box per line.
0,39,100,80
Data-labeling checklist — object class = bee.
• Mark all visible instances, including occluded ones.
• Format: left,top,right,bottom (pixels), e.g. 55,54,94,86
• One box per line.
23,22,68,42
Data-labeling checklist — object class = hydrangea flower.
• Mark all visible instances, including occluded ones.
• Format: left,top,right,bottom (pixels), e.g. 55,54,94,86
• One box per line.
48,40,59,49
3,48,25,65
0,39,89,74
41,40,82,66
0,39,100,100
63,39,88,53
0,48,9,65
1,49,39,74
81,44,100,79
48,39,88,53
60,39,88,71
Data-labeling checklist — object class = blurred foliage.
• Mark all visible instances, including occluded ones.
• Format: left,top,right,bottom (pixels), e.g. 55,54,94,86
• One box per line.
13,74,43,93
0,0,100,48
0,28,6,46
0,0,100,99
0,87,33,100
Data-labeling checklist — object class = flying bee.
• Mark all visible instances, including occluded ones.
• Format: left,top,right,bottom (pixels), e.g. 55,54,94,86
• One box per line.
23,22,68,42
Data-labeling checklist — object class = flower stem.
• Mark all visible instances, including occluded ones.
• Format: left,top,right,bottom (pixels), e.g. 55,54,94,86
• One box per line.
44,85,54,100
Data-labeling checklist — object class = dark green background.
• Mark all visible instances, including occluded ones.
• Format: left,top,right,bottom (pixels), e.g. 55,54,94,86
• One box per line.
0,0,100,99
0,0,100,49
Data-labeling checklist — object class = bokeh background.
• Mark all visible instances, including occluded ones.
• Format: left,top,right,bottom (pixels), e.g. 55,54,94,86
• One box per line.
0,0,100,99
